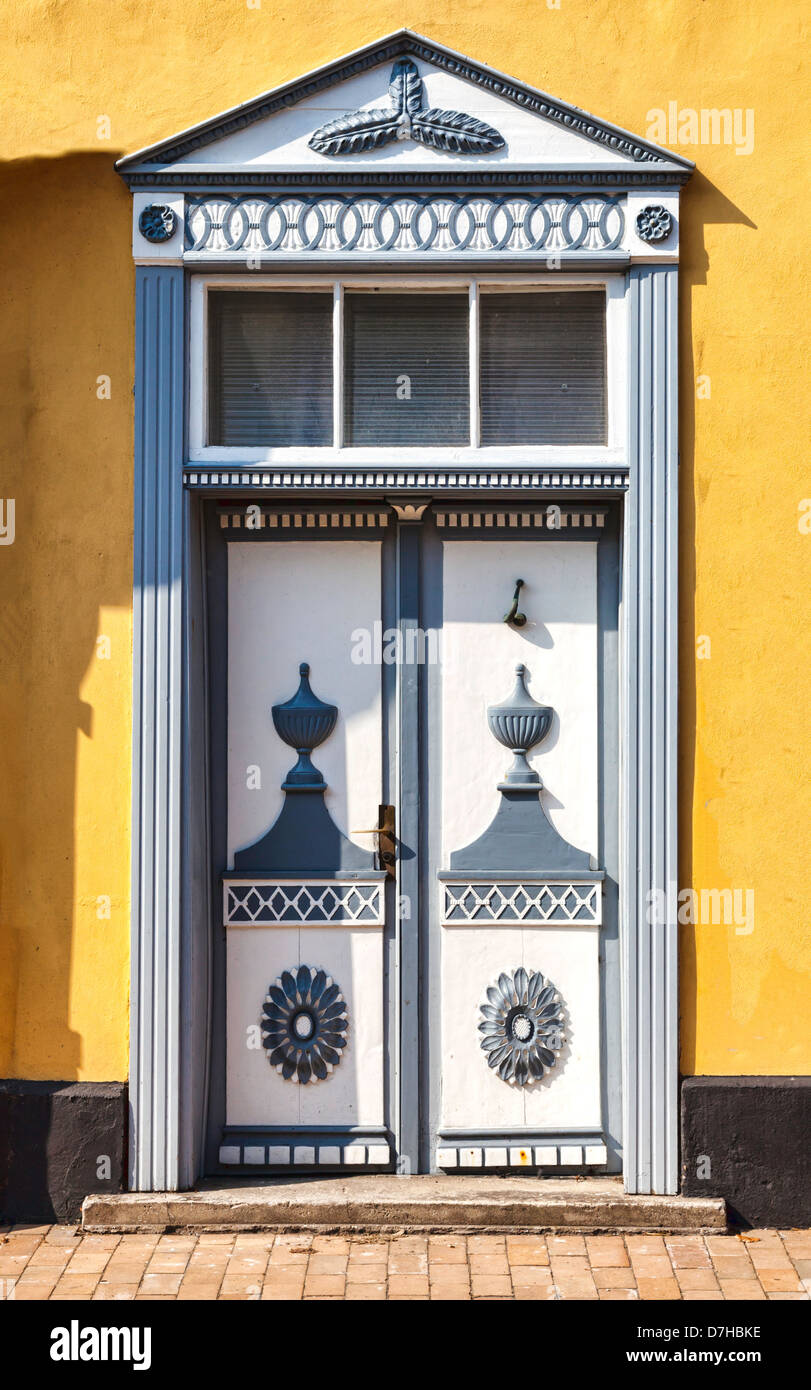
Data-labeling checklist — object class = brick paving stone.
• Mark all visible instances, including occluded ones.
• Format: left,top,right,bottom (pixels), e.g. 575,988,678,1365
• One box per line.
635,1277,682,1300
628,1254,675,1279
549,1255,591,1276
388,1273,430,1296
547,1235,587,1257
711,1255,756,1278
469,1252,510,1275
717,1279,766,1299
347,1262,388,1283
20,1223,811,1302
506,1237,549,1265
665,1237,712,1268
586,1236,629,1267
429,1262,470,1284
472,1275,513,1297
303,1274,347,1297
593,1267,637,1289
626,1236,668,1256
675,1267,720,1291
758,1270,804,1292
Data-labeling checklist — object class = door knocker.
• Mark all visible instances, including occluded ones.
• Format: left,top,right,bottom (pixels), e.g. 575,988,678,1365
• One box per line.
503,579,527,628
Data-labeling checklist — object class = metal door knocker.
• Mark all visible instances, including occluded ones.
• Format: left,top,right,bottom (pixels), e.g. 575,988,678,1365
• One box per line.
503,579,527,627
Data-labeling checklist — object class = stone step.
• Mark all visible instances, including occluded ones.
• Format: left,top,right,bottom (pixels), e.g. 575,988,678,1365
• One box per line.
83,1176,726,1234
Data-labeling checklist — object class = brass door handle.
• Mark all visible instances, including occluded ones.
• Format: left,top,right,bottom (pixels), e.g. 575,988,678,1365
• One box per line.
352,803,397,879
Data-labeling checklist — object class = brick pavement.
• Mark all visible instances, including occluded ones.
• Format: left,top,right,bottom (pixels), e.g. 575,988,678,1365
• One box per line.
1,1226,809,1301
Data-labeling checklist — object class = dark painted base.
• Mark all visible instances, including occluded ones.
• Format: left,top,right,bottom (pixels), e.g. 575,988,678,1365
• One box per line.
0,1080,127,1224
681,1076,811,1228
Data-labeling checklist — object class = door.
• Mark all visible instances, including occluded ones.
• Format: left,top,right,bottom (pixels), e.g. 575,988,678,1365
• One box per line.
205,499,620,1176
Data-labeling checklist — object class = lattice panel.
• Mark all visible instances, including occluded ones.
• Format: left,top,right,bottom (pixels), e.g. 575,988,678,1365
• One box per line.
442,880,601,925
225,878,384,927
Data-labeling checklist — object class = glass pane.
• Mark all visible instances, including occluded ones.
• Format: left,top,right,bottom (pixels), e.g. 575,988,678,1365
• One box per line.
208,291,333,446
344,293,469,446
480,291,606,445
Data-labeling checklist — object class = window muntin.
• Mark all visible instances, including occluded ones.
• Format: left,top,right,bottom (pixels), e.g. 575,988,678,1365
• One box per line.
480,291,606,445
208,290,333,446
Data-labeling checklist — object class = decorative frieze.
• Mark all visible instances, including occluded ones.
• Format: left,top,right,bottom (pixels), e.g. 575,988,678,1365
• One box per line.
185,193,624,257
184,469,630,493
218,506,391,531
442,880,601,925
435,506,608,529
225,878,384,926
219,1141,392,1166
436,1142,608,1168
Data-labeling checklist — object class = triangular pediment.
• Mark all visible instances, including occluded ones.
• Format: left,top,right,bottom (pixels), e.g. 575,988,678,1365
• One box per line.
117,30,692,184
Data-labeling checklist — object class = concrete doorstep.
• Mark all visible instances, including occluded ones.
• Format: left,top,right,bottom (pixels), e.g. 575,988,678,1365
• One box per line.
82,1176,727,1235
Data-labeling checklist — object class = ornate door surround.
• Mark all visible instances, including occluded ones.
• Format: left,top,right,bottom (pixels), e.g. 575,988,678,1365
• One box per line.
121,30,691,1193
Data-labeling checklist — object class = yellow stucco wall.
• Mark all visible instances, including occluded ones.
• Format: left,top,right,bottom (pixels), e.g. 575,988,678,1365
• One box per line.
0,1,808,1081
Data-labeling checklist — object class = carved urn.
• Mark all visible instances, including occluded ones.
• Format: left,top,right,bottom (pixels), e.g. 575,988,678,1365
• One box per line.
272,663,338,790
487,664,553,788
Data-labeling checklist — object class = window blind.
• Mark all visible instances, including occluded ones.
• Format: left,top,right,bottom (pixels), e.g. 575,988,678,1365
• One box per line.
208,291,333,446
480,291,606,445
344,293,469,446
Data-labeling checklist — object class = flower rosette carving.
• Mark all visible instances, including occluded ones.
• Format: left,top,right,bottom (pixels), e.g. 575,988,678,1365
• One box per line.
635,204,672,243
261,965,348,1084
479,967,564,1086
138,203,177,243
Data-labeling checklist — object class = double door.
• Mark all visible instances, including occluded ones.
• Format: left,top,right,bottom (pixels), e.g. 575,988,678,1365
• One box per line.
206,499,620,1176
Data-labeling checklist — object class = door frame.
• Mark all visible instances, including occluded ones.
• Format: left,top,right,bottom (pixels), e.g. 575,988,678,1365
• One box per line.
129,263,678,1195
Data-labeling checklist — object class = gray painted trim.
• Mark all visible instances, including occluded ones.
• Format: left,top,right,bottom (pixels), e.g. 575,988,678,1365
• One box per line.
396,520,422,1173
124,170,691,191
130,267,186,1191
621,266,679,1194
439,1127,604,1140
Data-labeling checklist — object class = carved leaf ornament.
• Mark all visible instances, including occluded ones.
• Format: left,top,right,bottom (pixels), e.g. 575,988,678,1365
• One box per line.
308,59,505,156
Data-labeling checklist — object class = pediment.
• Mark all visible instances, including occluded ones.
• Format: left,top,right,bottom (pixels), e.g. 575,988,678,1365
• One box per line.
118,30,692,185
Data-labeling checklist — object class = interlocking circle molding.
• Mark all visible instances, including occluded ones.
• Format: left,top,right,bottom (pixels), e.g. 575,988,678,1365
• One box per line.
185,193,624,256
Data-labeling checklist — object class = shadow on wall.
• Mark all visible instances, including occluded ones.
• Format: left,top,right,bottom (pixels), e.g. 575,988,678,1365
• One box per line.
0,153,133,1215
676,170,757,1073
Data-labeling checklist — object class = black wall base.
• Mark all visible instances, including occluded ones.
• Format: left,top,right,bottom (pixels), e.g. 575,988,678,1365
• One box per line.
681,1076,811,1228
0,1081,127,1224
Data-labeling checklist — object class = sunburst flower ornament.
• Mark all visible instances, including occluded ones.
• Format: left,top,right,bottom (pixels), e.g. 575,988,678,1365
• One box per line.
478,967,565,1086
261,965,348,1084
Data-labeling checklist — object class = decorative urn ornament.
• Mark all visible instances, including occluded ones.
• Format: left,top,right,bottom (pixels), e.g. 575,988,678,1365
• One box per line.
272,662,338,790
487,663,553,788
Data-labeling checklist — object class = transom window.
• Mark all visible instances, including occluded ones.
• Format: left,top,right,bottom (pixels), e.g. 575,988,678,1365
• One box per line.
199,279,617,454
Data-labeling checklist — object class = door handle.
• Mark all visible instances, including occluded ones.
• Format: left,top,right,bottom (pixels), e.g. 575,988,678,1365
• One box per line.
353,803,397,879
